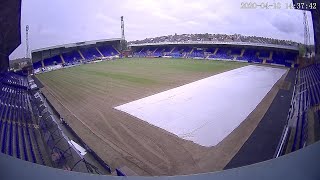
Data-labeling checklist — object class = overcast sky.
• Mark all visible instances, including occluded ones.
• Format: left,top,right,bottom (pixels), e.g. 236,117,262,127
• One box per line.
9,0,314,59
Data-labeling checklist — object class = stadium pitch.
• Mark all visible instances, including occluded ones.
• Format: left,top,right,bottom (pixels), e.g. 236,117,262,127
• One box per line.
36,58,288,176
115,65,286,147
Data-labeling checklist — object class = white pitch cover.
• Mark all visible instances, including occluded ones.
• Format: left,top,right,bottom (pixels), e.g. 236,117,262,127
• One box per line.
115,65,287,147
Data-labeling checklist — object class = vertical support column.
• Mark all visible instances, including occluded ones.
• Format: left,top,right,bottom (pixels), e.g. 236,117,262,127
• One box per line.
169,47,175,53
240,49,245,57
269,51,273,60
41,60,44,67
96,47,104,57
112,45,120,55
78,50,85,63
186,48,194,58
153,48,158,54
189,48,194,54
213,48,218,55
60,54,65,64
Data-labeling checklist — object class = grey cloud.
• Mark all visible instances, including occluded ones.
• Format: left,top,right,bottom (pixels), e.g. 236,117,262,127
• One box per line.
9,0,313,59
272,20,297,33
271,12,298,34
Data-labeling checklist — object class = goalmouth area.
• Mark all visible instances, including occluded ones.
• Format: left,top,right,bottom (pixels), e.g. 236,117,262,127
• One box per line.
35,58,289,176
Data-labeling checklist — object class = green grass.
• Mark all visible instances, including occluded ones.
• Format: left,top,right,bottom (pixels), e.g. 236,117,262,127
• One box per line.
36,58,248,103
39,58,246,82
35,58,250,176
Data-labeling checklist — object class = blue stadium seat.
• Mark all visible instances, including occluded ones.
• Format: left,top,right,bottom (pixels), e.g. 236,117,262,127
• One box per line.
205,47,216,54
209,48,233,59
230,47,242,55
259,50,270,58
189,48,205,58
167,46,192,58
20,126,28,161
98,46,119,57
0,77,34,160
43,55,62,67
8,122,13,156
287,64,320,153
0,121,2,150
31,127,45,165
153,47,165,56
80,47,102,60
32,61,42,69
62,50,82,64
237,49,258,62
15,123,20,158
26,126,36,163
272,51,285,65
1,121,7,153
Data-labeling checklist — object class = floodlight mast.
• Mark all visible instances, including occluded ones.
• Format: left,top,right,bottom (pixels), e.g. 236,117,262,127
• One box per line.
26,25,30,58
303,11,311,57
120,16,127,52
121,16,125,40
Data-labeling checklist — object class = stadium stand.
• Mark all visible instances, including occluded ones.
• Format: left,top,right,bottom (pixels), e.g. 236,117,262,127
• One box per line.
1,72,29,88
130,44,298,67
268,51,283,64
153,47,165,57
236,49,255,61
169,47,182,58
258,50,271,58
229,47,242,56
276,63,320,157
43,55,62,66
146,46,158,54
134,47,148,57
300,65,320,107
32,43,122,73
32,61,42,69
163,47,174,55
168,46,192,58
240,49,261,63
0,72,115,175
205,47,216,54
97,45,119,57
188,48,205,58
31,38,122,72
0,73,48,165
129,33,300,47
208,47,233,60
62,50,83,64
80,47,102,60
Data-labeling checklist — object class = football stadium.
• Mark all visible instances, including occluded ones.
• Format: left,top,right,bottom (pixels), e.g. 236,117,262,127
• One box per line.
1,0,320,179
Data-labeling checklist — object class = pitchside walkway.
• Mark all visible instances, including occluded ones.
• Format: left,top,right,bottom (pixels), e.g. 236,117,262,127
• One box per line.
224,68,296,169
31,75,44,88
